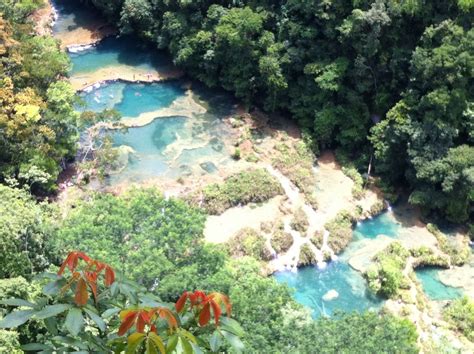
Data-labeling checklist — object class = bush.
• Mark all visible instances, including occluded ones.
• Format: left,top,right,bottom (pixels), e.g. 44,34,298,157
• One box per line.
298,244,316,266
291,207,309,234
365,242,410,298
271,228,293,254
369,201,385,216
227,228,272,261
190,169,284,214
443,296,474,341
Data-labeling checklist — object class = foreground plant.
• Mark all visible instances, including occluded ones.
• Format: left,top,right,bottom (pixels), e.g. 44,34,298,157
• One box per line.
0,251,243,353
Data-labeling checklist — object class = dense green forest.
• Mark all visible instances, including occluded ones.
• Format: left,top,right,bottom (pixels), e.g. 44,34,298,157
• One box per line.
0,0,473,352
87,0,474,224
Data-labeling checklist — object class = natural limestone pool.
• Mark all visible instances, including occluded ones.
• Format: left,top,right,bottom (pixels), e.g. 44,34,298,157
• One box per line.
78,79,238,186
275,211,464,317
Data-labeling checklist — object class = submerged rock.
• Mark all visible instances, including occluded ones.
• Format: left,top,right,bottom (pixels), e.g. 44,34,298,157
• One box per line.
322,289,339,301
200,161,218,174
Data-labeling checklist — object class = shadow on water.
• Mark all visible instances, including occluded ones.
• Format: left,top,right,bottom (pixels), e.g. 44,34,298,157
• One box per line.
70,36,175,75
53,0,106,34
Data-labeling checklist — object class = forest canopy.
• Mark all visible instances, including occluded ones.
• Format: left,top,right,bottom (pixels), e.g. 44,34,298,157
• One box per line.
87,0,473,222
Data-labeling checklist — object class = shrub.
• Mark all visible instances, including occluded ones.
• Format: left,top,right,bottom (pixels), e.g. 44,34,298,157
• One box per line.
298,244,316,266
232,147,241,160
291,207,309,234
190,169,284,215
227,228,272,261
271,229,293,254
443,296,474,341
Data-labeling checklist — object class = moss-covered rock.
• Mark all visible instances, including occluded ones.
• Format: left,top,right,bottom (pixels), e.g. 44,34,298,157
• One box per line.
227,228,272,261
427,224,471,266
298,244,317,266
326,211,354,254
291,207,309,234
271,228,293,254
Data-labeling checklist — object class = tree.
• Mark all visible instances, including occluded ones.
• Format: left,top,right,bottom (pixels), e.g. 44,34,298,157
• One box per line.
0,185,53,279
51,188,207,287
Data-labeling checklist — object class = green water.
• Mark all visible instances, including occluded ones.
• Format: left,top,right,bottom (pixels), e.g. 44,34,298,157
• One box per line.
275,214,397,317
353,212,400,240
52,0,100,36
79,80,236,184
415,267,463,300
274,262,382,318
69,36,174,76
80,82,185,118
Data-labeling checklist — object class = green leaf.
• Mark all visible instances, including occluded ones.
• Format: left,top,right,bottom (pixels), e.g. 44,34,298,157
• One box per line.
21,343,52,351
148,332,165,354
221,330,244,353
34,304,71,320
180,337,193,354
52,335,89,349
210,331,221,352
102,307,120,319
220,317,245,337
84,308,106,332
166,334,178,353
43,279,64,296
44,317,59,336
0,298,35,308
65,308,84,336
126,332,146,354
190,342,203,354
0,309,35,328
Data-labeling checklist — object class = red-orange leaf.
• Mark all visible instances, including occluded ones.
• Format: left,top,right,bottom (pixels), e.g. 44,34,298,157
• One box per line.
105,266,115,286
210,300,222,325
175,292,188,313
155,308,178,329
199,302,211,326
118,311,138,336
74,277,89,306
136,314,146,333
